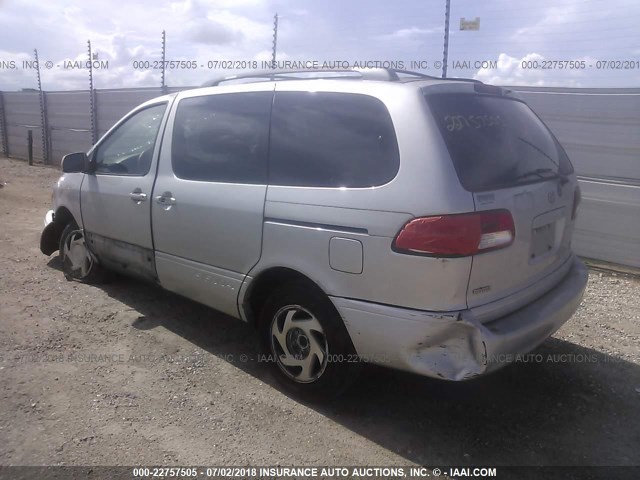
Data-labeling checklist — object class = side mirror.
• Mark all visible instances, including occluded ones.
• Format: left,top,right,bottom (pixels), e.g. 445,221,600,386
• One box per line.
61,152,88,173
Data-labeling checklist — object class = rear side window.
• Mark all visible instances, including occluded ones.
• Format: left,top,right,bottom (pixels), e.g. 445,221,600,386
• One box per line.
425,93,574,192
269,92,399,188
172,92,272,183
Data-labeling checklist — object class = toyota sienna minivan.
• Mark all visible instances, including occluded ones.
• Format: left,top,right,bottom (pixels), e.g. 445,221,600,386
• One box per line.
40,68,588,400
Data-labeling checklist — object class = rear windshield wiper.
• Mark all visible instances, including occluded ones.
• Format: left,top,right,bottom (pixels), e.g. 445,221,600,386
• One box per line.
514,168,556,181
514,168,570,185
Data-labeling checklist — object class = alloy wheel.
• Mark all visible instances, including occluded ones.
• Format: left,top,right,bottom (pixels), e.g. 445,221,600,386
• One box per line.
270,305,329,383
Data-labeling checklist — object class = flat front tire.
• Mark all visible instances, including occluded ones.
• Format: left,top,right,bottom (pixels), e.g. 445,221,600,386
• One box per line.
259,283,360,401
59,222,105,283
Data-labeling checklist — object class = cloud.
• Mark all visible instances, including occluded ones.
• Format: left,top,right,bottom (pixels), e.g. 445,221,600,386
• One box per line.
1,0,638,89
0,0,272,90
380,26,440,40
0,50,38,90
512,5,577,39
186,21,244,45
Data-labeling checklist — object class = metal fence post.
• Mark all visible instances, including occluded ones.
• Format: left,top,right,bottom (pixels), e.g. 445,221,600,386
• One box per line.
34,49,49,164
161,30,167,95
87,40,98,145
27,130,33,165
44,91,53,163
442,0,451,78
90,88,98,145
271,13,278,69
0,91,8,156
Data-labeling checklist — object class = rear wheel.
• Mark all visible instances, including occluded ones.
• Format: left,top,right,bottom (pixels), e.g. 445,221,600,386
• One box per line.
59,222,105,283
259,283,360,401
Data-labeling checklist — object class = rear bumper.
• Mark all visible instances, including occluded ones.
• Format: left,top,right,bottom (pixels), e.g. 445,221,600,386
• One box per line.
331,255,588,380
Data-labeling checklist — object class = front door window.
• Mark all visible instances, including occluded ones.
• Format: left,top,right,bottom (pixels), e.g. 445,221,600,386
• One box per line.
94,104,166,176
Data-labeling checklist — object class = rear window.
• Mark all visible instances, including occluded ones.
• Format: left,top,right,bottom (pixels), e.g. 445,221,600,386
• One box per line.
425,93,573,192
269,92,399,188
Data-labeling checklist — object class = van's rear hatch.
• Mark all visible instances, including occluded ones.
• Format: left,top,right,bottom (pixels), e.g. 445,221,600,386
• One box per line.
424,87,580,319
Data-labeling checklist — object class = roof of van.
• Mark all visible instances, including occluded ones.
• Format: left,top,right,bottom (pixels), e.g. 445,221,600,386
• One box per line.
202,68,480,87
198,68,510,97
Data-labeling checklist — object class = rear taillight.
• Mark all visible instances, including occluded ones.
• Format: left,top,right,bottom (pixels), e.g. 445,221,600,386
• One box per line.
572,185,581,220
392,209,515,257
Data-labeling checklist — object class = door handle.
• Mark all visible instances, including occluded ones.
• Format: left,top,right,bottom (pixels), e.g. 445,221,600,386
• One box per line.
155,192,176,206
129,189,147,203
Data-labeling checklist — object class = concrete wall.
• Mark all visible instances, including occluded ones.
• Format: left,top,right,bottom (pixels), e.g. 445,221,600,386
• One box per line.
45,90,93,163
95,88,166,138
512,87,640,268
1,87,191,164
2,92,45,161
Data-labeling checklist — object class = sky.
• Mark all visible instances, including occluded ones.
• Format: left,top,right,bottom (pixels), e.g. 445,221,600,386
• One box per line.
0,0,639,91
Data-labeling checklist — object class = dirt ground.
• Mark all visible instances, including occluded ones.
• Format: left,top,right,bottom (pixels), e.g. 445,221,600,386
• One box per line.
0,156,639,468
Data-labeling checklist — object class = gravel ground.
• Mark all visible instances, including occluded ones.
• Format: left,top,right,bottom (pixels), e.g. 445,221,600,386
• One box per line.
0,156,639,468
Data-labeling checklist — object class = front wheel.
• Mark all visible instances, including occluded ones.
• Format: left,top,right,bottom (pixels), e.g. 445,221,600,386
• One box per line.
59,222,106,283
259,283,360,401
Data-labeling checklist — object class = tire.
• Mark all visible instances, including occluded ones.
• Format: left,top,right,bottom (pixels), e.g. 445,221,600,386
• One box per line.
259,282,360,401
59,222,106,283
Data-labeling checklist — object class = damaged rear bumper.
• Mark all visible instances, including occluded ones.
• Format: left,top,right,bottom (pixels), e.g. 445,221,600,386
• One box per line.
331,255,588,381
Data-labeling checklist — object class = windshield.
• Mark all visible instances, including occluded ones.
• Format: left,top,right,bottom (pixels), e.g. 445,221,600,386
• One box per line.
425,93,573,192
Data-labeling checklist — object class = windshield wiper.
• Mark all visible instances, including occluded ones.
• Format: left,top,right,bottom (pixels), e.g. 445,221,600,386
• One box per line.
513,168,557,181
514,167,570,185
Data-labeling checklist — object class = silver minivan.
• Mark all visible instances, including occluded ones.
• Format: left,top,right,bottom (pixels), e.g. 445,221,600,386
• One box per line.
40,68,588,400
